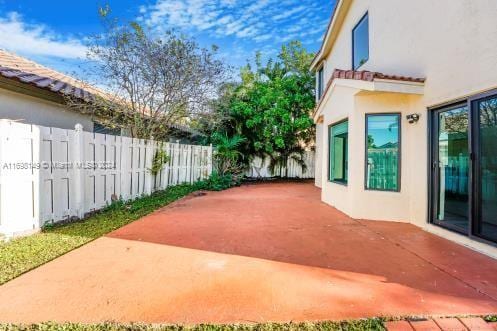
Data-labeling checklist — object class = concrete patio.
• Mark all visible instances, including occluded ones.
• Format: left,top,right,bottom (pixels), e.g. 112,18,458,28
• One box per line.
0,182,496,324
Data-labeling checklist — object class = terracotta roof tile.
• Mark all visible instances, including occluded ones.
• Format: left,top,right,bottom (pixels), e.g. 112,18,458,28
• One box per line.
0,49,106,100
332,69,425,83
313,69,425,118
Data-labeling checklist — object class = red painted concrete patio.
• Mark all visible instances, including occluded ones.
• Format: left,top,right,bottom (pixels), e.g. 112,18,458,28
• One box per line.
0,182,497,324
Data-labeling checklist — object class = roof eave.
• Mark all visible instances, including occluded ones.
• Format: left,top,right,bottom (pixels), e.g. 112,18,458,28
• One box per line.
0,75,65,105
310,0,352,71
370,79,425,95
313,78,425,122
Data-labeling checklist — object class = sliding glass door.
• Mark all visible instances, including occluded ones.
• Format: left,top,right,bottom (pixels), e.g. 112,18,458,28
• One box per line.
431,92,497,244
474,96,497,242
432,105,470,233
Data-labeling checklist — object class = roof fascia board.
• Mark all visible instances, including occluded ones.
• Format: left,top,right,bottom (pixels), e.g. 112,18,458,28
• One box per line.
310,0,352,71
0,76,65,105
372,80,425,95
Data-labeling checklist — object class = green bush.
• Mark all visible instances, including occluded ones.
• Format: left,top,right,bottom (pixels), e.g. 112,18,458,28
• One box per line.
196,172,242,191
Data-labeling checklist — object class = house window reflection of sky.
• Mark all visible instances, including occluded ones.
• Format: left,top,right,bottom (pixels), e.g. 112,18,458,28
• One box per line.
368,115,399,147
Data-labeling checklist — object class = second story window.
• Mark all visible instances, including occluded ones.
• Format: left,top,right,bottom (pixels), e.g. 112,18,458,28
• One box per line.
352,12,369,70
317,66,324,100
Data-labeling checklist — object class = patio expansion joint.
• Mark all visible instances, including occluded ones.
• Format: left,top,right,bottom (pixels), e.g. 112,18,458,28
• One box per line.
352,218,497,304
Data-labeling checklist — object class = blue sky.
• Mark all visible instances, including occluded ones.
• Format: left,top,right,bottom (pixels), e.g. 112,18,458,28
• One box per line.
0,0,334,79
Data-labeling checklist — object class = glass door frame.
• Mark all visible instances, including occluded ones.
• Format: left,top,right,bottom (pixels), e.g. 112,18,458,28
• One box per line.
469,90,497,244
429,102,471,235
428,89,497,246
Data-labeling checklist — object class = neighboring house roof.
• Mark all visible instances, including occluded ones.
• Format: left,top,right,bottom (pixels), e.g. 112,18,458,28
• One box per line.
376,142,399,149
169,123,204,137
314,69,425,118
0,49,203,137
0,49,104,101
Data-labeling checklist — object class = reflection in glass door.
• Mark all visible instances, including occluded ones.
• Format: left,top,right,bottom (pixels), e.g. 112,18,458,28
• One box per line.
475,96,497,242
434,105,470,233
431,93,497,245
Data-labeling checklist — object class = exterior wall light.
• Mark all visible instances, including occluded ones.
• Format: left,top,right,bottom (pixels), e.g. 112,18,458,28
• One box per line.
406,114,420,124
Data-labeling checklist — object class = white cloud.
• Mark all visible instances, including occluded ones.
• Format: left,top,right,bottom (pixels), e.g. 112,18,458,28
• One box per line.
139,0,328,44
273,5,306,21
245,0,271,14
237,26,259,38
253,34,273,42
0,12,87,59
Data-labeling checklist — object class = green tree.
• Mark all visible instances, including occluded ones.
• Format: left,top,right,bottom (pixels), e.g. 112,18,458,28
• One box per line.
211,132,246,176
66,7,227,140
226,41,316,177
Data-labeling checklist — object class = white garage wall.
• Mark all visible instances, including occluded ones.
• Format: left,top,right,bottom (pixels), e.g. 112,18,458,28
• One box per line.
0,88,94,131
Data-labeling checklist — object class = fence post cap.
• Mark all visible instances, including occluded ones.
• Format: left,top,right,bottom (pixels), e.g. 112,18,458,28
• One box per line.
74,123,83,132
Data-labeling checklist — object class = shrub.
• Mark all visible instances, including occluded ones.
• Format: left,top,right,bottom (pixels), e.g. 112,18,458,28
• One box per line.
196,172,241,191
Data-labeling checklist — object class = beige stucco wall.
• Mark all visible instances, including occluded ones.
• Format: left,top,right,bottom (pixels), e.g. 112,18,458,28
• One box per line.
314,123,324,187
320,88,424,222
0,88,94,131
319,0,497,107
316,0,497,256
319,85,355,214
368,0,497,107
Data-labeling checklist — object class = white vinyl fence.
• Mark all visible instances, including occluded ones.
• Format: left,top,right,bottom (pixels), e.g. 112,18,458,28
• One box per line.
0,120,212,237
246,151,315,179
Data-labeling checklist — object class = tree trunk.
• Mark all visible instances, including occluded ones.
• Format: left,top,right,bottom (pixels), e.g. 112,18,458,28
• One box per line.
284,156,289,178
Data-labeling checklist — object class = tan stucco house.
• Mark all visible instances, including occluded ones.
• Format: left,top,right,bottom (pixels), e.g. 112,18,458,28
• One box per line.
312,0,497,256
